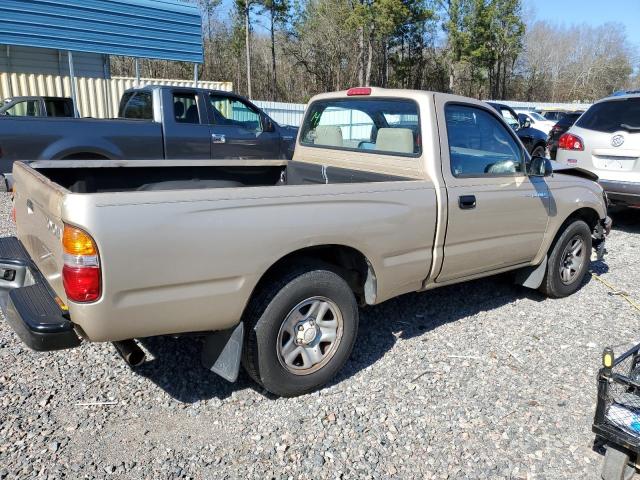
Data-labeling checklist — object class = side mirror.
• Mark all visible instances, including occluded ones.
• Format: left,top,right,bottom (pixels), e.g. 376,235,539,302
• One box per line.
520,118,531,129
529,156,553,177
262,115,275,133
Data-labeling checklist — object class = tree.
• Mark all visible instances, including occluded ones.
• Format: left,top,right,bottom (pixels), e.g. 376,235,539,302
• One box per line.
260,0,289,98
234,0,261,98
109,0,638,104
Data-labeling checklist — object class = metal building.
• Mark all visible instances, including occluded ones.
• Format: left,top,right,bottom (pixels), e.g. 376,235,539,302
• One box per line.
0,0,204,117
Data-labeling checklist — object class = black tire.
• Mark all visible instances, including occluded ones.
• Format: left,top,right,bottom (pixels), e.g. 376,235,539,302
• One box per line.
241,263,359,397
539,219,592,298
601,444,636,480
531,145,546,157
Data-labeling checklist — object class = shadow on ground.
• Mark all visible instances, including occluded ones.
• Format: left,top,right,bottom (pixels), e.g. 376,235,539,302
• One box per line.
132,273,559,402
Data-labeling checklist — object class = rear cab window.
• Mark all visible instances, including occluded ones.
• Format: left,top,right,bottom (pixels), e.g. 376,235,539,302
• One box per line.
118,92,153,119
576,98,640,133
300,98,421,156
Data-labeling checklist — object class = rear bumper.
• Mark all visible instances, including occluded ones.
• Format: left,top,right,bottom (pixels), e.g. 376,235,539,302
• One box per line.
599,179,640,206
0,236,80,351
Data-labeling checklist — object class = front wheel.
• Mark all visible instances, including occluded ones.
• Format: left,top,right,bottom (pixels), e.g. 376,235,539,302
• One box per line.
531,145,546,157
242,264,359,397
539,220,592,298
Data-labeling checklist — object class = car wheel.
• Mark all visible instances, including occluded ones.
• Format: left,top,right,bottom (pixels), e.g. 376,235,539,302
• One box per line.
241,263,359,397
532,145,546,157
601,444,636,480
539,220,592,298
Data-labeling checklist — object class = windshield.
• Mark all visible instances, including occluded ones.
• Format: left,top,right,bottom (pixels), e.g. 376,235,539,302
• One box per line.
576,98,640,133
529,112,546,121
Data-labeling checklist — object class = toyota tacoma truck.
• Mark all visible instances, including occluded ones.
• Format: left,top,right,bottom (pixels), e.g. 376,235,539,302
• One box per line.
0,86,298,185
0,87,611,397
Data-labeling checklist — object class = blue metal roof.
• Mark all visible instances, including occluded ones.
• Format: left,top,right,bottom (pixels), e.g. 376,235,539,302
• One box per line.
0,0,203,63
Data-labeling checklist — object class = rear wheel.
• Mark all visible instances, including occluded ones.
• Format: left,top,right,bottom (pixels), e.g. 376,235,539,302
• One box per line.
241,263,359,397
539,220,592,298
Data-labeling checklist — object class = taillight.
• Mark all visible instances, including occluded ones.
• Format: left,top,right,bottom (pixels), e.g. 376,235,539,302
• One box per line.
558,133,584,151
62,225,101,302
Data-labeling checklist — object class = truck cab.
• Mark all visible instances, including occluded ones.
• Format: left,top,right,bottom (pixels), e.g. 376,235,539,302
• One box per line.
118,86,298,160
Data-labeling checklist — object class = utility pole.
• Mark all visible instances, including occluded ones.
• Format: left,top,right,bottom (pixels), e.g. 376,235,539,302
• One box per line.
245,0,252,99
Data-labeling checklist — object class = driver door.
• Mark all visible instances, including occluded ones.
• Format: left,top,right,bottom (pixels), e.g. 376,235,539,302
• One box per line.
207,94,280,158
435,101,550,283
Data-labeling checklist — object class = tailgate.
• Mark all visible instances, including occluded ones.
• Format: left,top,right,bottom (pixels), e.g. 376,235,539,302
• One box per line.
12,162,68,302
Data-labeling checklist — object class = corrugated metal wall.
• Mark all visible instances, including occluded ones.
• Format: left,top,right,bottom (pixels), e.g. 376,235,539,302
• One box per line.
0,73,232,118
0,0,203,63
252,100,306,127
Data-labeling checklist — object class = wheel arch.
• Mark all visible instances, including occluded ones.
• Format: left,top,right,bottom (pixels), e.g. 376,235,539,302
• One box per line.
61,152,110,160
547,206,601,254
531,141,547,154
247,244,377,312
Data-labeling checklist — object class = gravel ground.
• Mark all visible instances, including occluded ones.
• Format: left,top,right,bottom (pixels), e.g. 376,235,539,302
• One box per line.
0,193,638,480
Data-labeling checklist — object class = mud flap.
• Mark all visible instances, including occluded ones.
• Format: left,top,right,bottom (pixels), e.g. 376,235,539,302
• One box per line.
514,255,547,289
201,322,244,383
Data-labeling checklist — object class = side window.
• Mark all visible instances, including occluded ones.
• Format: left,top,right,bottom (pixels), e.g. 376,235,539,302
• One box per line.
445,104,524,177
45,99,73,117
119,92,153,119
500,108,519,130
173,92,200,124
300,99,420,155
5,100,41,117
209,95,262,133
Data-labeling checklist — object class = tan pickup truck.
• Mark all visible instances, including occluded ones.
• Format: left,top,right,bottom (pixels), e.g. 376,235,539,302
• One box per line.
0,88,611,396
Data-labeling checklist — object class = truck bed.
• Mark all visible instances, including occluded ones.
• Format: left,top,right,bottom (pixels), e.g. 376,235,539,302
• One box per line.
12,160,436,342
28,159,411,193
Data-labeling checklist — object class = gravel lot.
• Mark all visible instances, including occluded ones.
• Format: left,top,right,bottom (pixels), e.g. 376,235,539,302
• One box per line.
0,193,638,480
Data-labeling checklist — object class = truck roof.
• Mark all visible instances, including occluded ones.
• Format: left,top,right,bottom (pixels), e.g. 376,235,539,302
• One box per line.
309,87,435,102
307,87,496,110
124,84,239,97
2,96,71,102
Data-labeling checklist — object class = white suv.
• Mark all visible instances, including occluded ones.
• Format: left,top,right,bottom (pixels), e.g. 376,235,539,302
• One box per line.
556,93,640,206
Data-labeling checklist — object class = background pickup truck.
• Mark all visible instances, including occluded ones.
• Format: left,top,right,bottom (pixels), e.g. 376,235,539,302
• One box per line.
0,86,298,181
0,87,610,397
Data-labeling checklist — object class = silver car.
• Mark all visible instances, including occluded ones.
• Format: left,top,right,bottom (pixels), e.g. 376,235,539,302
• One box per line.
556,93,640,206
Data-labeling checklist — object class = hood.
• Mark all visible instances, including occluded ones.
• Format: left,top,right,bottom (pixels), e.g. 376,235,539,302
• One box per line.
278,124,299,140
550,160,599,181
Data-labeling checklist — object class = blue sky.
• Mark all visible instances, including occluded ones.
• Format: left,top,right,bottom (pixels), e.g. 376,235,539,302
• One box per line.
526,0,640,48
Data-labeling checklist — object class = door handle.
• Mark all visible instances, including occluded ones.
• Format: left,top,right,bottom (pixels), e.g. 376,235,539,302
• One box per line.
211,133,226,144
459,195,476,210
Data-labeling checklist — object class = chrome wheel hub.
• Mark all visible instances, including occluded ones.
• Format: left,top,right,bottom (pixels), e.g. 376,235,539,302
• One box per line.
296,319,319,346
277,297,343,375
559,236,585,285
